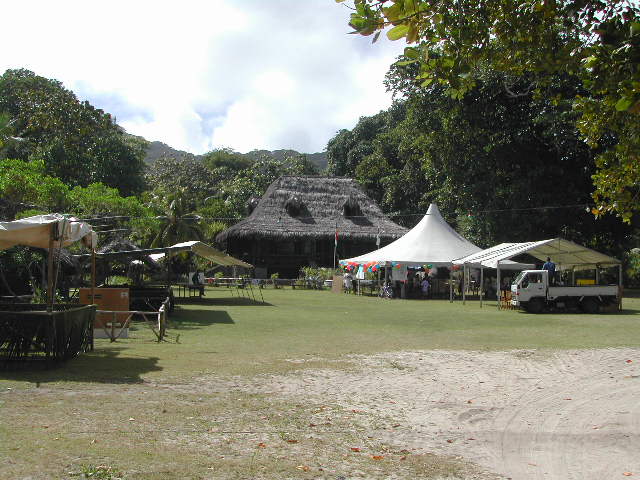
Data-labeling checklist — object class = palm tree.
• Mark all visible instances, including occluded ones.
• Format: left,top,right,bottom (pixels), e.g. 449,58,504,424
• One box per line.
150,188,203,248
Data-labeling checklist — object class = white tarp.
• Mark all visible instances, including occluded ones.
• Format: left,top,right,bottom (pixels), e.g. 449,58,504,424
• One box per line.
0,214,96,251
342,204,481,267
453,239,620,271
149,240,252,268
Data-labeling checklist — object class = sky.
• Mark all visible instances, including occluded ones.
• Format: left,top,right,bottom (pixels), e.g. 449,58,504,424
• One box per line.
1,0,404,155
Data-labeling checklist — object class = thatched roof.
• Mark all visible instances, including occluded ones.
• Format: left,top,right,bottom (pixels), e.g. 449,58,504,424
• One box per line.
217,176,407,243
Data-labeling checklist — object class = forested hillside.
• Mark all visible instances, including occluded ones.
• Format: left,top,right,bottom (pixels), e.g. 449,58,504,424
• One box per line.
1,53,639,282
135,136,327,171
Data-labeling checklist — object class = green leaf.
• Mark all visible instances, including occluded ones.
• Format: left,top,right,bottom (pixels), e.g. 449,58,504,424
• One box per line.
404,47,419,59
387,24,410,41
615,96,634,111
582,55,598,69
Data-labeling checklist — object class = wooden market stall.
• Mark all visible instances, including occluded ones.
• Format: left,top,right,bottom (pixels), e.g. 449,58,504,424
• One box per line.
0,214,97,365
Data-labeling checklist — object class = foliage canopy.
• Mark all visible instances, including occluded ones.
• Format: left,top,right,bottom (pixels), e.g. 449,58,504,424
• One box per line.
340,0,640,221
0,69,146,196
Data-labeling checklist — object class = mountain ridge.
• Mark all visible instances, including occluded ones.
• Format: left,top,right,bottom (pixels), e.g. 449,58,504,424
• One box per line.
132,135,328,171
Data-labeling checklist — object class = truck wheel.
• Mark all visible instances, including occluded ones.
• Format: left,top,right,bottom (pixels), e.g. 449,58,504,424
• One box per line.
526,298,544,314
580,297,599,314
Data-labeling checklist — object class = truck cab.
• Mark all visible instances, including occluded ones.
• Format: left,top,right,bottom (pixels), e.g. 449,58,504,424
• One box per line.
511,270,549,312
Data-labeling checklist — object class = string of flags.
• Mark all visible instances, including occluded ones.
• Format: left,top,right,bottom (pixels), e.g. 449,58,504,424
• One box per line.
338,260,459,274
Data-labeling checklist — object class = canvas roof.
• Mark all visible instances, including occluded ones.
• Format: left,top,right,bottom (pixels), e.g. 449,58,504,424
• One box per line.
453,239,620,271
0,214,95,251
149,241,252,268
342,204,481,267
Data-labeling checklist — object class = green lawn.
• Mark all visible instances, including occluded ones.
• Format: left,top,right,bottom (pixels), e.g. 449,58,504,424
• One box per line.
1,287,639,479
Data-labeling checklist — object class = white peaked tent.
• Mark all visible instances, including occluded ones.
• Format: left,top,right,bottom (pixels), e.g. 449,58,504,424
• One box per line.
342,203,481,267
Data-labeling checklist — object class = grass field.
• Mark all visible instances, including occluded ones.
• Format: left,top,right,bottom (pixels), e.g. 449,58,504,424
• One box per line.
1,287,639,479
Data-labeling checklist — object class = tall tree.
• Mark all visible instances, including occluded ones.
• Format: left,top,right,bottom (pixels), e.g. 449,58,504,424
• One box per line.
149,188,203,248
326,68,634,255
145,156,218,210
0,69,146,195
340,0,640,221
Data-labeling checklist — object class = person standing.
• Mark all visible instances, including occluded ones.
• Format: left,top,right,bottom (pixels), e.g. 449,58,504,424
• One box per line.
542,257,556,285
421,276,430,299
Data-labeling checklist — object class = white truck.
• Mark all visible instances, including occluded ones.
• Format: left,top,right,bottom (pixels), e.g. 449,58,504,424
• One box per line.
510,270,619,313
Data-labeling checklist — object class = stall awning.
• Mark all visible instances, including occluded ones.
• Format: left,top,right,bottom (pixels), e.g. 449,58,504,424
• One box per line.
149,241,252,268
0,214,96,251
453,239,620,271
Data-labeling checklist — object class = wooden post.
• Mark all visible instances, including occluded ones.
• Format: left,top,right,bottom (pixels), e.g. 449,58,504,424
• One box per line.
91,247,96,351
46,223,55,311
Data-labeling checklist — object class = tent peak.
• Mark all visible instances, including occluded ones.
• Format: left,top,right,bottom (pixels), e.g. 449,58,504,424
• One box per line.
426,203,441,217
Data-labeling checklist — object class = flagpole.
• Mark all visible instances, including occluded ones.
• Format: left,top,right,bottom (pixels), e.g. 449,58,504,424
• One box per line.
376,226,381,291
333,221,337,270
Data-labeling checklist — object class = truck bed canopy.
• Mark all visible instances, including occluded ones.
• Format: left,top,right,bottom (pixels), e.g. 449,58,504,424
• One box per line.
453,238,620,271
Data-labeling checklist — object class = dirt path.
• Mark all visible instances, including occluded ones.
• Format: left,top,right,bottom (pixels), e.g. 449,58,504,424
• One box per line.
252,348,640,479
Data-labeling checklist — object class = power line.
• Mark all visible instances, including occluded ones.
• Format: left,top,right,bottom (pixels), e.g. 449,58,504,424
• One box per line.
3,198,592,223
76,204,590,223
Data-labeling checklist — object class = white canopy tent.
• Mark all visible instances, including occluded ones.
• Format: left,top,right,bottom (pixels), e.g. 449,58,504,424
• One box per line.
342,204,482,300
343,204,481,267
453,238,622,308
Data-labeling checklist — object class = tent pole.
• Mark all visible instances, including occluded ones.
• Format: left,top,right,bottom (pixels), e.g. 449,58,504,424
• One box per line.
91,248,96,301
480,267,483,308
496,261,501,309
449,267,453,303
385,262,390,294
619,263,623,311
462,264,466,305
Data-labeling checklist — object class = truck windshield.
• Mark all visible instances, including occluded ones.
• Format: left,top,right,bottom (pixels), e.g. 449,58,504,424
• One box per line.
514,272,526,286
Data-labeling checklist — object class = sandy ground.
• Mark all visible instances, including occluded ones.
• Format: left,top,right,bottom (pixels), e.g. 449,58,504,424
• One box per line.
245,348,640,480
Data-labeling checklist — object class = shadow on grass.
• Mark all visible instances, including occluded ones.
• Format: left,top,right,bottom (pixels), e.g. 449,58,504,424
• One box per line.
171,309,235,330
176,296,272,307
509,306,640,315
0,346,162,384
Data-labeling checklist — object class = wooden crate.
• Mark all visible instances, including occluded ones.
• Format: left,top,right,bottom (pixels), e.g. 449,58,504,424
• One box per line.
79,288,130,328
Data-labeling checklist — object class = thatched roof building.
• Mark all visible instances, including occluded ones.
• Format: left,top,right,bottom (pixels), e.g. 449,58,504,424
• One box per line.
217,176,407,277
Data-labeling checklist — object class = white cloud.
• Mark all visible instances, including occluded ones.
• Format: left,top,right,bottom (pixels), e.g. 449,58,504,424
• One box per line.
0,0,404,154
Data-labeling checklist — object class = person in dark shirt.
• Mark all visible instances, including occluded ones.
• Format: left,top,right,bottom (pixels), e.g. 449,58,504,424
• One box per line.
542,257,556,285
